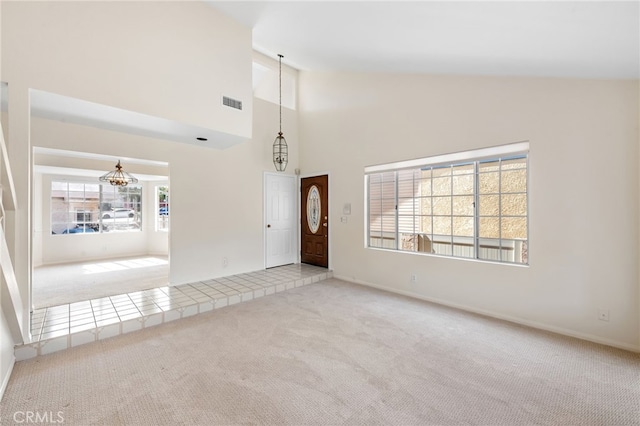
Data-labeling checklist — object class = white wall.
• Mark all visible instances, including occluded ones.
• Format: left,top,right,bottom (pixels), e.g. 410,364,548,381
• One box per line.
32,172,42,267
298,71,640,351
2,1,252,138
0,2,17,401
0,310,14,399
30,90,299,284
167,96,299,284
0,0,257,337
253,51,297,110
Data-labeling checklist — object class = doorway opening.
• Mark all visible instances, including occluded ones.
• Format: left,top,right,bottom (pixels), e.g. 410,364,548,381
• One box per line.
32,147,170,309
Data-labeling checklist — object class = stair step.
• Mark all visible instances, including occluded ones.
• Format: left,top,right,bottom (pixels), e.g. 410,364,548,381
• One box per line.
16,265,332,361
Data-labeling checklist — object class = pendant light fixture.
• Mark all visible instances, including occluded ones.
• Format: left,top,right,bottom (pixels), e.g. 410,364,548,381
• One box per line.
99,160,138,187
272,54,288,172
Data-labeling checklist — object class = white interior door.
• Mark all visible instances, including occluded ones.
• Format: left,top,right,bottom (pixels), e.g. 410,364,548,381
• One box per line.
265,173,297,268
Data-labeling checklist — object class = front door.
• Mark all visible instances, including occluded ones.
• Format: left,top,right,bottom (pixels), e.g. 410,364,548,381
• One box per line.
265,173,297,268
301,175,328,268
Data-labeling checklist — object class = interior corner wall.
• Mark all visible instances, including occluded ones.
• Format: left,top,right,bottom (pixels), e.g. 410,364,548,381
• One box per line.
32,172,43,268
298,71,640,351
1,1,253,137
168,97,299,284
0,309,14,401
29,92,299,285
0,0,254,340
0,4,14,395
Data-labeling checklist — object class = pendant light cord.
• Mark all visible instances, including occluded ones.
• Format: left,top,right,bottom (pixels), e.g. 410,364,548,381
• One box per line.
278,54,283,134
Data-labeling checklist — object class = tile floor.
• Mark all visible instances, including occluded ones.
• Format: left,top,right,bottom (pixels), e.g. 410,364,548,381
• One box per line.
17,263,332,361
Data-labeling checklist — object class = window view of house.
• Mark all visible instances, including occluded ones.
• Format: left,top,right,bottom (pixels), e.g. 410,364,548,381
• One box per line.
157,185,169,231
367,154,528,264
51,181,142,234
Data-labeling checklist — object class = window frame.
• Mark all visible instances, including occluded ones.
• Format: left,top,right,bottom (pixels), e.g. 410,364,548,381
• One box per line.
50,180,143,235
156,185,169,232
365,142,529,265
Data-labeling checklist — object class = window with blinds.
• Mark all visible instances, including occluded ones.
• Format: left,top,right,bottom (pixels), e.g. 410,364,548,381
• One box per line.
366,143,529,265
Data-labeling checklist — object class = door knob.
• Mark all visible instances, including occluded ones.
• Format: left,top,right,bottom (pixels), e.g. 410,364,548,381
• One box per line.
267,224,271,228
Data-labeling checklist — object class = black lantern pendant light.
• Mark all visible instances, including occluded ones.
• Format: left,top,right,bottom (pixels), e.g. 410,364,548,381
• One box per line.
99,160,138,187
273,54,288,172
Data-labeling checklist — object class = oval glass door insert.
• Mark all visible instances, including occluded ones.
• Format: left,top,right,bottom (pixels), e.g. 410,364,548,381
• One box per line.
307,185,321,233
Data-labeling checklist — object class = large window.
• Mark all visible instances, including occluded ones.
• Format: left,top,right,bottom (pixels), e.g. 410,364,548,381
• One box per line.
366,144,528,265
51,181,142,235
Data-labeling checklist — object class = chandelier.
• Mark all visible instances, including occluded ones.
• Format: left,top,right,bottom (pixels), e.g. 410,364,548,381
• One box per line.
99,160,138,187
273,54,288,172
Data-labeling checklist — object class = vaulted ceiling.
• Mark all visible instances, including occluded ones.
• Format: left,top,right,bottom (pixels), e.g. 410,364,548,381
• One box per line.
211,1,640,79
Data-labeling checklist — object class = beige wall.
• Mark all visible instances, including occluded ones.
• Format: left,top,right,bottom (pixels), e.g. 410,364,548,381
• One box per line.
30,93,299,284
0,0,637,362
0,0,14,398
1,0,254,306
2,1,253,137
299,71,640,350
0,1,299,342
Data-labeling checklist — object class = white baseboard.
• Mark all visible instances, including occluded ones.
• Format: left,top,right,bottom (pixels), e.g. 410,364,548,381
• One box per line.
146,251,169,257
334,275,640,353
43,252,165,266
0,355,15,402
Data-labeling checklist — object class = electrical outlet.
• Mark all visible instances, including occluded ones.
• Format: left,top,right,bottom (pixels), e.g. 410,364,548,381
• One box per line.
411,274,417,283
598,309,609,322
222,257,229,268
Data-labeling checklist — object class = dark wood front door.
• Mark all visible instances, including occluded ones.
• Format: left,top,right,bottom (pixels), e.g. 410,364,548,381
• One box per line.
301,175,328,268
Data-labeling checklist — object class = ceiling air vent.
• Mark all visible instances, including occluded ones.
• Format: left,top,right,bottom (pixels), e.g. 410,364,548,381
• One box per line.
223,96,242,111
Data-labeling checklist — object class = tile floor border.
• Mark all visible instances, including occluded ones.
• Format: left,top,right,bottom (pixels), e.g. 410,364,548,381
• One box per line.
16,265,332,361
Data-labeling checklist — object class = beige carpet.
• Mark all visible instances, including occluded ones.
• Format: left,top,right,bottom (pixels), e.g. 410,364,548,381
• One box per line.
2,279,638,425
32,256,169,308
